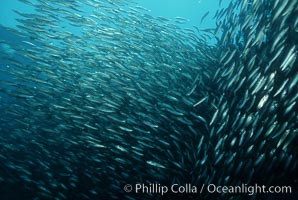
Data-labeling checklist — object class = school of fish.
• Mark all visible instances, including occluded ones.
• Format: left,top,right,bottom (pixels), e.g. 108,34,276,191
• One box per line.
0,0,297,199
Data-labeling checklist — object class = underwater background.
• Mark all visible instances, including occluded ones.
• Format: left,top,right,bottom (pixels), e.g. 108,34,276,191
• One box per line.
0,0,297,200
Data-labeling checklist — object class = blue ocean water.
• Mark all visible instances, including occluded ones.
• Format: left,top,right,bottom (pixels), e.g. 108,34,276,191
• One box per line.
136,0,228,28
0,0,224,72
0,0,227,28
0,0,225,59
